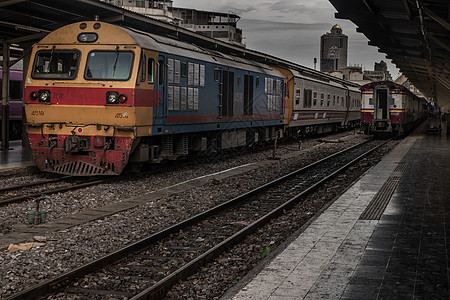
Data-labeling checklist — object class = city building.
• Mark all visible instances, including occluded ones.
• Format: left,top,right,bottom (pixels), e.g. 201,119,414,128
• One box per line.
320,24,348,73
171,8,243,46
105,0,175,23
102,0,244,46
363,60,393,82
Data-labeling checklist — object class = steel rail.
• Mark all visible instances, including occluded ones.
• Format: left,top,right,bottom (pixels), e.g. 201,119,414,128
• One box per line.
132,139,391,299
6,138,387,300
0,176,71,193
0,178,107,206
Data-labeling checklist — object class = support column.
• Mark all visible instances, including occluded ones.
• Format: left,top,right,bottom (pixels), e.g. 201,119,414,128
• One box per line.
1,39,10,151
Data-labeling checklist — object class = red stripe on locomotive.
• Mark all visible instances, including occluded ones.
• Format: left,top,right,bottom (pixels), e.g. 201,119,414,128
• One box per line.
25,86,160,107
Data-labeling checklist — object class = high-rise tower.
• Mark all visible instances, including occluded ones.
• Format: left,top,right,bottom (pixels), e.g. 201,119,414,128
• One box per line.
320,24,348,73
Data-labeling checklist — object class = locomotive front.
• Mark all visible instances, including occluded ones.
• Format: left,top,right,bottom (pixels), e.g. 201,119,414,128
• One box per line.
24,22,144,175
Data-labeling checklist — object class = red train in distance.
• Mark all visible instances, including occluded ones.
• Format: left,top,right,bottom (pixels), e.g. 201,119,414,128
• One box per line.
361,81,427,137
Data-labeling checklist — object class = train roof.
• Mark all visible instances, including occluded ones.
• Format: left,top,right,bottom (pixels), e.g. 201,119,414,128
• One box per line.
36,21,283,78
361,81,427,102
122,26,282,77
360,81,409,92
289,68,361,92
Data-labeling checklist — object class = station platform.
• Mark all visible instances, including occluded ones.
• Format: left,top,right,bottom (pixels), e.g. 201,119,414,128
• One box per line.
0,140,34,175
228,127,450,299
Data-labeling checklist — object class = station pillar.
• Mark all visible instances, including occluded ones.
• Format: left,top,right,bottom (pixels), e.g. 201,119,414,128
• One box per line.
1,39,10,151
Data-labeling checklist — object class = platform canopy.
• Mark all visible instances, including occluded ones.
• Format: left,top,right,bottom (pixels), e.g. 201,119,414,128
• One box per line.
329,0,450,110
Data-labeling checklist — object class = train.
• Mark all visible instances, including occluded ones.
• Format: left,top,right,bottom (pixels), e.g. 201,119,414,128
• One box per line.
360,81,427,137
24,21,361,176
0,68,23,140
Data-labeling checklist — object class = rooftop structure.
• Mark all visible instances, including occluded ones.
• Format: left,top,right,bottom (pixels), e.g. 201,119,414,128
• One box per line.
172,8,243,46
104,0,175,23
102,0,244,46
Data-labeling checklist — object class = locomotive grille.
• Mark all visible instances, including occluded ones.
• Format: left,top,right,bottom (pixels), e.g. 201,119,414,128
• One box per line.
49,161,111,176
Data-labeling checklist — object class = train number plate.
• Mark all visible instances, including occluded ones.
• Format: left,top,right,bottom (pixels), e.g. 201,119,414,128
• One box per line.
31,110,45,116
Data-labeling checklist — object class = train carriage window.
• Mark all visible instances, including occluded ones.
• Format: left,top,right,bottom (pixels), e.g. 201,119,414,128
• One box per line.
147,58,155,83
256,76,260,88
85,51,133,80
296,90,301,106
181,62,187,78
307,90,312,107
303,89,312,108
140,54,146,82
337,96,340,106
320,93,324,106
214,69,220,82
32,50,80,80
313,92,317,106
9,81,22,99
327,94,330,106
333,95,336,106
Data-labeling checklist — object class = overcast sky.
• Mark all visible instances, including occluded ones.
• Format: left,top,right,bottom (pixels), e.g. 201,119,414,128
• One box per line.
173,0,400,78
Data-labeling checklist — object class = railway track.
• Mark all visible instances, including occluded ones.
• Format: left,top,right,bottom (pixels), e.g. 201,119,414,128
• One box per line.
6,138,389,300
0,176,109,206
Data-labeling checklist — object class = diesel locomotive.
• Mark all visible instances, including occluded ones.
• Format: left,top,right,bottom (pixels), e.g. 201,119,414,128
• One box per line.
24,21,361,176
361,81,427,136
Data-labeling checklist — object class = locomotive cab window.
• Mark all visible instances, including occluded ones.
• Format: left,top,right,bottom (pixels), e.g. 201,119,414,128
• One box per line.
85,51,134,80
140,54,146,82
32,49,80,80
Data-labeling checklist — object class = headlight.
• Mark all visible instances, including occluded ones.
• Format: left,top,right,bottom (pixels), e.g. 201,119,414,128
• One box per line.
77,33,98,43
106,91,119,104
38,90,51,102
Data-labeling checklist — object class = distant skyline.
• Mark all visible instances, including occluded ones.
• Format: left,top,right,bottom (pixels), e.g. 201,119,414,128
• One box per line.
172,0,400,78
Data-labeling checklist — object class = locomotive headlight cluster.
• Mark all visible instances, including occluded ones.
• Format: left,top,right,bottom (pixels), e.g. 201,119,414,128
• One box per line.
29,90,51,102
77,33,98,43
106,91,127,104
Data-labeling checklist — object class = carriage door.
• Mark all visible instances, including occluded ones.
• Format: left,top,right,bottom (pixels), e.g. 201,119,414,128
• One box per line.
374,86,388,120
156,55,166,120
221,70,234,116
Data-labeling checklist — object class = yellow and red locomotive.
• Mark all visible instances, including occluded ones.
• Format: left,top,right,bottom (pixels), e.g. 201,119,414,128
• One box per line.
24,21,288,175
24,21,362,176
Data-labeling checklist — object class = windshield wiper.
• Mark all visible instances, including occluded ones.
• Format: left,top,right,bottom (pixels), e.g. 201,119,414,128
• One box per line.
47,46,56,71
112,45,119,77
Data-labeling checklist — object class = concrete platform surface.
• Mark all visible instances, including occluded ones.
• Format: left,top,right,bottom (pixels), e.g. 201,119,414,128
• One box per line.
228,129,450,299
0,140,34,174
